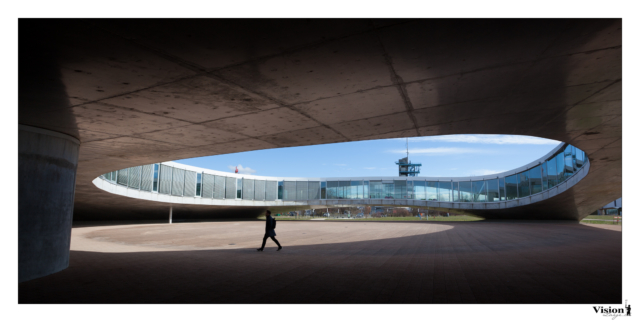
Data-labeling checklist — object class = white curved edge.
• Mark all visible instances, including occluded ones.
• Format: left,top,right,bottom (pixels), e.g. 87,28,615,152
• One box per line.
92,158,589,210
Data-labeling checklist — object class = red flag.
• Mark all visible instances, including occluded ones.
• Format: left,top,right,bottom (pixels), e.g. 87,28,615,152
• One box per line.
235,166,238,173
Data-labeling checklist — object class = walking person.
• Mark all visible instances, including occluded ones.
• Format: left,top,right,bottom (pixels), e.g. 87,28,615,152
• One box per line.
257,210,282,251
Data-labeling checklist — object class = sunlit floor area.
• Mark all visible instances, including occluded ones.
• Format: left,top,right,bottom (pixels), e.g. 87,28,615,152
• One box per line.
19,220,621,304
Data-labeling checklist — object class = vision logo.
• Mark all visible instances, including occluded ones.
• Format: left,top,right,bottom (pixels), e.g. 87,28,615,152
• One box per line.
593,300,631,320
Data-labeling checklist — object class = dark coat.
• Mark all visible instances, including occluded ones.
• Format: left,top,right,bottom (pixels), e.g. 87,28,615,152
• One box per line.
265,216,277,237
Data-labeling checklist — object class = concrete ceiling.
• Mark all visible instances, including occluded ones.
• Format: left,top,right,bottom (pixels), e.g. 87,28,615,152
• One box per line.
18,19,622,220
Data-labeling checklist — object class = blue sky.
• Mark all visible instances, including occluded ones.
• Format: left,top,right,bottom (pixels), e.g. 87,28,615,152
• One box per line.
176,134,561,178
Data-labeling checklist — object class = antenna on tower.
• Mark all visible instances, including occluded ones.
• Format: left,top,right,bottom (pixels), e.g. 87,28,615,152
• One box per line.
406,137,409,159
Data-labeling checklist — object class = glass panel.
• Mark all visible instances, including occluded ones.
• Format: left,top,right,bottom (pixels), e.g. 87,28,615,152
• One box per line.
541,162,548,190
426,181,438,201
394,181,406,199
472,180,487,202
296,181,308,200
241,178,254,200
438,182,452,202
278,181,284,200
571,145,578,173
153,164,159,192
576,147,585,168
196,173,202,196
505,175,518,200
327,181,339,199
529,165,542,195
556,153,565,184
339,181,349,199
213,175,225,199
406,181,414,199
459,182,472,202
487,179,499,202
369,181,382,198
452,182,459,202
363,181,369,199
321,182,327,199
236,178,243,199
265,181,277,201
383,182,394,199
518,171,530,198
547,158,557,188
351,181,362,199
499,177,505,201
225,177,236,199
564,145,574,180
414,181,426,200
254,180,266,200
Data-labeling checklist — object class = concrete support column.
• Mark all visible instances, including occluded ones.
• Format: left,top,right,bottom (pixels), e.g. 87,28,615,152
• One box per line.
19,125,79,283
169,206,173,224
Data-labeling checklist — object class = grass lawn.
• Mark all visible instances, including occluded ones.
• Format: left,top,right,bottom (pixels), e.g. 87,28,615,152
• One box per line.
261,215,482,222
348,215,483,222
581,220,621,225
581,215,621,225
258,216,315,220
583,215,622,220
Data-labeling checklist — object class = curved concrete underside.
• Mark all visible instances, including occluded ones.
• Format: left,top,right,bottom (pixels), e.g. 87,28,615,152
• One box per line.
19,19,621,221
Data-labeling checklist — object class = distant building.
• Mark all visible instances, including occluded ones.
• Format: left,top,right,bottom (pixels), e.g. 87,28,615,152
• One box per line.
597,198,622,216
396,157,421,176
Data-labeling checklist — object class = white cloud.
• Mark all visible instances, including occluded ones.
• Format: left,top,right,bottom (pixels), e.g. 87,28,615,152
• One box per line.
470,169,507,176
406,134,560,145
227,164,257,174
364,167,376,170
333,163,347,166
388,147,490,155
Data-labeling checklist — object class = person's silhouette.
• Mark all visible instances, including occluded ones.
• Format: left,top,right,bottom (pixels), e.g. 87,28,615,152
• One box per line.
626,304,631,316
257,210,282,251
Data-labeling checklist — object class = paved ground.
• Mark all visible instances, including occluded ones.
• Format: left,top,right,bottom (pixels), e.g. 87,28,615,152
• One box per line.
19,221,622,304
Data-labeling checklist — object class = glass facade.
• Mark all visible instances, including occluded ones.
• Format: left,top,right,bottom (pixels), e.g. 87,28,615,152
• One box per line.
517,171,530,198
472,180,487,202
278,181,284,200
576,148,585,168
547,156,557,188
452,182,459,202
505,175,518,200
196,173,202,197
363,181,369,199
100,144,587,205
529,165,542,195
369,181,382,199
564,145,574,179
459,181,472,202
152,164,159,192
438,182,452,202
556,153,565,184
426,182,438,201
414,181,426,200
541,162,548,190
487,179,499,202
393,181,406,199
383,181,394,199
